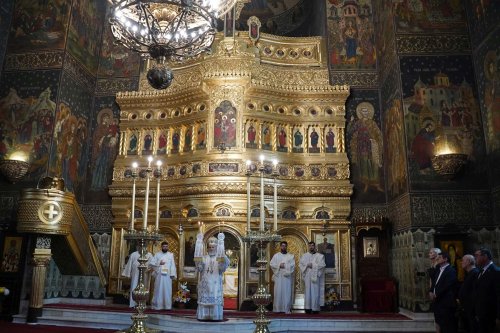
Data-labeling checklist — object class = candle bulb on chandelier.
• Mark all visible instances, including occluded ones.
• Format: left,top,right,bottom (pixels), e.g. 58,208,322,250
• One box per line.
130,162,138,231
273,159,278,231
155,160,162,231
246,160,252,233
259,155,265,231
143,156,153,230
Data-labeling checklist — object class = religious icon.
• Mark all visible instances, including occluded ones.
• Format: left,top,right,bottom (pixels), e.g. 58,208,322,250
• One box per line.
292,128,304,153
277,126,287,152
325,126,336,153
157,130,168,155
183,126,193,152
1,236,23,273
142,131,153,155
363,237,378,258
261,124,272,150
246,122,257,149
127,133,138,155
308,127,320,153
171,130,180,154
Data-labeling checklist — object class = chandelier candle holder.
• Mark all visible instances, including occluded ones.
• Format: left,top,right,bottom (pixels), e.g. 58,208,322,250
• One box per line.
121,157,163,333
108,0,238,89
0,158,30,183
243,156,281,333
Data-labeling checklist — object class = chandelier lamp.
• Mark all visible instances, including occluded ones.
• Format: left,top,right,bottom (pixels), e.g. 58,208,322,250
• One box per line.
109,0,237,89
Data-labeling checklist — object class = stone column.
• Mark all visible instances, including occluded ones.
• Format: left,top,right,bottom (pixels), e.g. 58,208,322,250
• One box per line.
27,237,52,323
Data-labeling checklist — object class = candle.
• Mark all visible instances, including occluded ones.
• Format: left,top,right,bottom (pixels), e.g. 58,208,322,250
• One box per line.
246,160,251,232
259,155,265,231
130,162,138,231
273,159,278,231
143,156,153,230
155,160,162,231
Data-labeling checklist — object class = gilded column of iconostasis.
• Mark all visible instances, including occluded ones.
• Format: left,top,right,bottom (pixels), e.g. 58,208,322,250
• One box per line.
108,32,353,307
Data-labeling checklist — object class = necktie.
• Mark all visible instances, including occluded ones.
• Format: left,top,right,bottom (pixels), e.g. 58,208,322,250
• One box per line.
478,268,485,278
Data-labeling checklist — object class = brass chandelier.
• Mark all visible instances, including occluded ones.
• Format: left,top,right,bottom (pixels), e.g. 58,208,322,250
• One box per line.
109,0,237,89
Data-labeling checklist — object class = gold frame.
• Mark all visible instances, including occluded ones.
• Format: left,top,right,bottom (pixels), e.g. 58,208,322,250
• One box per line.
312,230,340,283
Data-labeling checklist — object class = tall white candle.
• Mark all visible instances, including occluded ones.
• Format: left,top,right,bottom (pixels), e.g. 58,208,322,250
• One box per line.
246,160,251,232
143,156,153,230
130,162,138,231
259,155,265,231
273,159,278,231
155,160,162,231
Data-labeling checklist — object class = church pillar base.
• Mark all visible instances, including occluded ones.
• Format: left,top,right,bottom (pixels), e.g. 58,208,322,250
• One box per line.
27,239,52,323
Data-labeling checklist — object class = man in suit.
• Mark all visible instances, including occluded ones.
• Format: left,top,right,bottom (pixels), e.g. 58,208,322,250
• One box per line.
429,251,458,333
473,248,500,333
458,254,479,333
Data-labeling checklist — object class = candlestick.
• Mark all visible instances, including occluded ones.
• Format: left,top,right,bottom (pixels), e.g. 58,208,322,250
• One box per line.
246,160,251,232
272,159,278,231
155,160,162,231
259,155,265,231
143,156,153,230
130,162,138,231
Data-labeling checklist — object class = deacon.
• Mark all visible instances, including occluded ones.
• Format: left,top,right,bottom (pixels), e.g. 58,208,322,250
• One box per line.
195,232,230,321
121,244,153,308
299,241,326,314
150,241,176,310
270,241,295,314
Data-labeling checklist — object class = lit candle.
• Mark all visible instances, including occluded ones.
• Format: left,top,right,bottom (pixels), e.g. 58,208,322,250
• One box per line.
259,155,265,231
143,156,153,230
246,160,251,232
130,162,138,231
155,160,162,231
273,159,278,231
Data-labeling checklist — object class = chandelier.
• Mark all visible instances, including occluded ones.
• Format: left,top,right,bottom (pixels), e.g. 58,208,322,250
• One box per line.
109,0,237,89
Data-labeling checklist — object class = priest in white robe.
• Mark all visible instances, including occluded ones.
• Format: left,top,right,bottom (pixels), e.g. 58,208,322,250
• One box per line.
270,241,295,313
299,241,326,314
121,245,153,308
195,233,230,321
150,241,177,310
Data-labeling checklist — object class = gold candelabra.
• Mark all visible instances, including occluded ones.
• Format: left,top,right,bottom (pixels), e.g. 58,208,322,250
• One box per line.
243,230,281,333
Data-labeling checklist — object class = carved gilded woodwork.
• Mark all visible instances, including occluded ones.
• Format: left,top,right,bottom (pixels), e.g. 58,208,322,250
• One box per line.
109,32,353,304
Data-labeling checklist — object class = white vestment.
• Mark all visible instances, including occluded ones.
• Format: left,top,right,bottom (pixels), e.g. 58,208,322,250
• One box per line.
150,251,176,310
196,254,230,320
121,251,153,307
299,252,326,311
270,252,295,313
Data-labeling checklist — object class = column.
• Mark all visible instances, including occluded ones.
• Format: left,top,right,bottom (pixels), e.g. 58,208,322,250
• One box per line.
27,237,52,323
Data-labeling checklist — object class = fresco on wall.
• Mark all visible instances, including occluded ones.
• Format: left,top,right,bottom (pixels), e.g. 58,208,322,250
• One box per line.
384,98,408,200
401,56,487,189
464,0,500,46
473,29,500,185
213,100,237,149
373,0,396,78
86,96,120,202
7,0,71,53
50,73,92,196
327,0,376,70
0,0,15,71
345,89,385,203
67,0,106,74
97,5,140,78
0,70,60,181
392,0,467,33
238,0,309,36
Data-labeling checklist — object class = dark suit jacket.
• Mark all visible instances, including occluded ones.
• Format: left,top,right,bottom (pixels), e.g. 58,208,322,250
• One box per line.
433,265,458,310
474,263,500,322
458,267,479,314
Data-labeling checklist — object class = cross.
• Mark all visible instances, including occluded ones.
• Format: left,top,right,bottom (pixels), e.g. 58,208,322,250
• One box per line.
43,204,59,220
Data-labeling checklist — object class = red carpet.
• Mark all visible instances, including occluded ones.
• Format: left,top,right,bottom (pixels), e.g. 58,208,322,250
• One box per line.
44,303,409,320
0,321,114,332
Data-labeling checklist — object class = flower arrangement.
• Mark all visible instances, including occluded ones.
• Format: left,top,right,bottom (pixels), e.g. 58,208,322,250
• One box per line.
174,282,191,304
325,287,340,307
